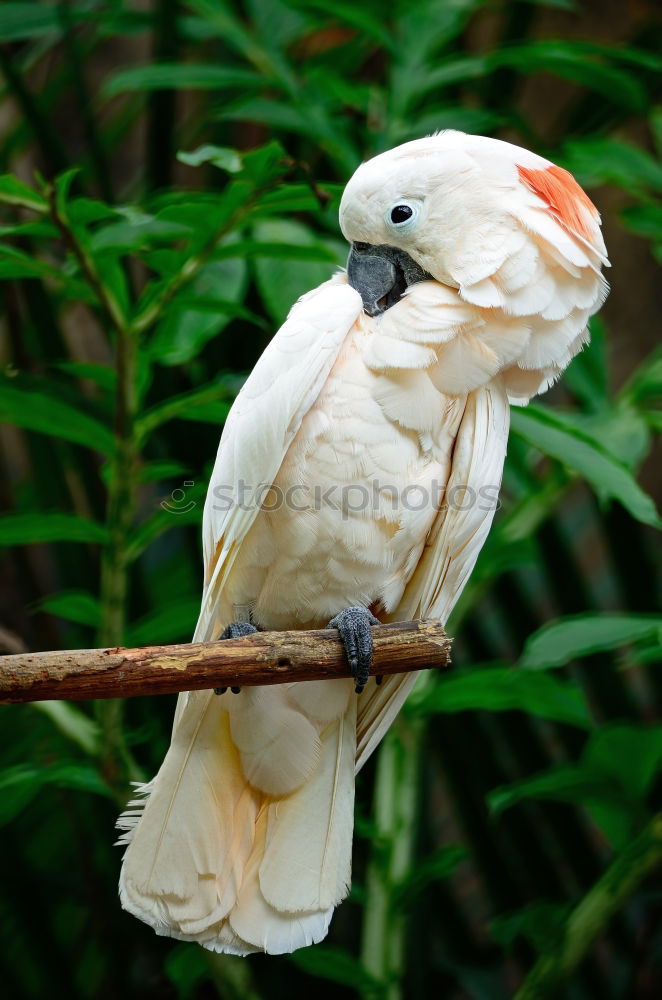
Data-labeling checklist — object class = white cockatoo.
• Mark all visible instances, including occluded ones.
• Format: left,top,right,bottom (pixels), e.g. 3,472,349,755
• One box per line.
118,131,609,954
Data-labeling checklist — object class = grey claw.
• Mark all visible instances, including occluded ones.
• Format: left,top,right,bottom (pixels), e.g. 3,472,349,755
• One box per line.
326,606,380,694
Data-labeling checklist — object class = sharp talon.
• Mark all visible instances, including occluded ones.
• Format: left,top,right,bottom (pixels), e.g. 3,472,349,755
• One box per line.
214,687,227,695
327,605,380,691
230,686,241,694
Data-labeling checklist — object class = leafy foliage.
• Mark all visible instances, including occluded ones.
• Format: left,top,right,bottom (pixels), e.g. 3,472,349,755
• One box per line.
0,2,660,1000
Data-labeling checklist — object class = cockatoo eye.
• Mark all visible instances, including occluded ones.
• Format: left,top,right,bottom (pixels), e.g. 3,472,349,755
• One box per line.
390,205,413,224
385,200,421,234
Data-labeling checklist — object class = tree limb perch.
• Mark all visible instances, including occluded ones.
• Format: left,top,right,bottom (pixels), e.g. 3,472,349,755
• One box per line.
0,620,450,704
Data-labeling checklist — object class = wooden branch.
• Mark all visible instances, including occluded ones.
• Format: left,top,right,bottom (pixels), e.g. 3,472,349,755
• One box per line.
0,620,450,704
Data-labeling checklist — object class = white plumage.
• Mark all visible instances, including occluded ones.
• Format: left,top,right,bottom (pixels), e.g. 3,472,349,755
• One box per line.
118,131,609,954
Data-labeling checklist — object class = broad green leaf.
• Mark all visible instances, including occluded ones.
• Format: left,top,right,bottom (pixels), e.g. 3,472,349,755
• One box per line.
126,495,204,561
56,362,116,393
127,600,201,647
561,138,662,194
136,379,236,439
165,944,211,1000
30,702,100,756
38,590,101,629
0,4,67,41
0,383,115,454
491,43,647,111
520,613,662,670
584,725,662,801
489,725,662,846
0,761,111,827
491,901,571,954
139,461,191,484
625,348,662,404
487,765,625,816
253,218,345,324
102,64,261,97
0,245,63,280
177,145,242,173
298,0,394,49
149,254,249,366
510,405,661,528
0,514,108,546
410,668,592,728
621,203,662,242
393,845,468,907
290,947,384,998
0,174,47,212
90,217,191,253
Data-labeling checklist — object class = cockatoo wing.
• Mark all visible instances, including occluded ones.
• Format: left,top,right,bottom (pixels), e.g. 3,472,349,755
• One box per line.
193,274,363,644
355,380,510,769
119,276,363,953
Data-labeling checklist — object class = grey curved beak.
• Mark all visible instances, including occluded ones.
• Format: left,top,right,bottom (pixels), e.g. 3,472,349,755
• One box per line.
347,243,432,317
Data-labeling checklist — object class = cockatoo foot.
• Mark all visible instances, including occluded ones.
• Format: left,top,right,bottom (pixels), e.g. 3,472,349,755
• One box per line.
214,621,258,695
326,606,380,694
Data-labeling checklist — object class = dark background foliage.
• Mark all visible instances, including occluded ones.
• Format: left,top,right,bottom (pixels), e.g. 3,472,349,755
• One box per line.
0,2,660,999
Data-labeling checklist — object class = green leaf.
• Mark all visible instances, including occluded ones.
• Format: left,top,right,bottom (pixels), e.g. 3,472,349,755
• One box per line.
136,379,236,439
491,901,572,954
561,138,662,195
411,667,592,728
30,702,100,756
102,64,261,97
139,460,190,484
290,947,384,998
488,725,662,847
510,405,661,528
0,174,47,212
252,218,345,324
490,43,647,111
165,944,211,1000
0,4,63,41
127,600,201,646
0,514,108,547
177,145,243,173
393,845,468,908
298,0,395,49
149,253,249,366
0,761,111,828
621,203,662,243
584,725,662,800
520,613,662,670
56,362,116,393
0,245,64,280
488,764,624,816
0,383,115,454
38,590,101,629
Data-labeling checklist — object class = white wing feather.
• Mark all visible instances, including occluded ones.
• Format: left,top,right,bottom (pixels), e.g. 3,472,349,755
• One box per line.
355,380,510,770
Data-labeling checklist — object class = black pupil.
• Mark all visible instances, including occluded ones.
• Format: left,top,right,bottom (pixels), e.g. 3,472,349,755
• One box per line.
391,204,413,224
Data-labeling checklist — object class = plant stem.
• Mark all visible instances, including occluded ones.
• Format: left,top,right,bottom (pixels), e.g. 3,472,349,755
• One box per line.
360,710,426,1000
514,813,662,1000
48,184,139,789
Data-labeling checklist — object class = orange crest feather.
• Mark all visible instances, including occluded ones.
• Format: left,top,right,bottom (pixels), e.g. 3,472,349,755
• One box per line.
517,164,597,239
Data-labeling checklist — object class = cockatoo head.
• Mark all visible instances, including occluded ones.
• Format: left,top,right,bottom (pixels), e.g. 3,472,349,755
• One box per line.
339,131,607,318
